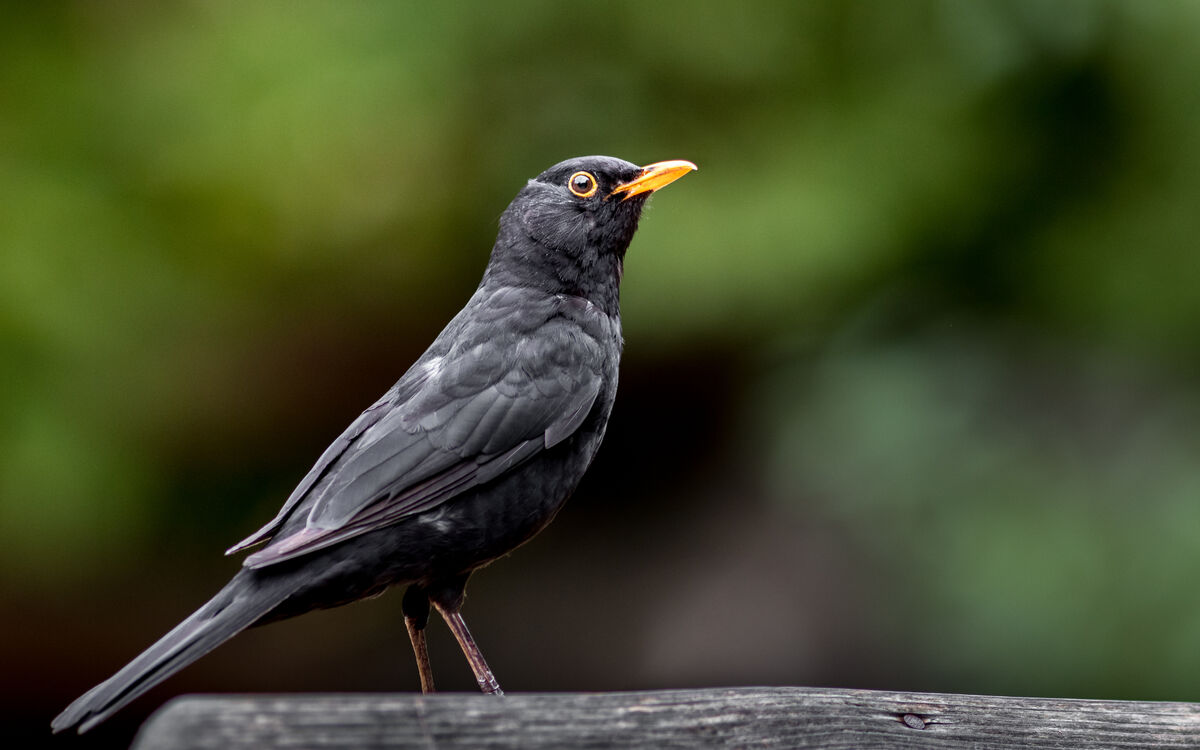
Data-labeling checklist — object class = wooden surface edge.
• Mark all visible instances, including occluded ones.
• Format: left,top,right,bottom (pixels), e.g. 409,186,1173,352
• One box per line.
131,686,1200,749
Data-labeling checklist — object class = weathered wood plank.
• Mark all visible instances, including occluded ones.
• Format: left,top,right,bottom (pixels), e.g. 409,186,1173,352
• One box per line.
131,687,1200,749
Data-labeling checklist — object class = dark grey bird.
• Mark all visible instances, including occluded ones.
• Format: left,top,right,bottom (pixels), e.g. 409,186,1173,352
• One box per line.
52,155,696,734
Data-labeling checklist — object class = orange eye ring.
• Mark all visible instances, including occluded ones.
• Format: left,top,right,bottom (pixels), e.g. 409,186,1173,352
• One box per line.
567,171,598,198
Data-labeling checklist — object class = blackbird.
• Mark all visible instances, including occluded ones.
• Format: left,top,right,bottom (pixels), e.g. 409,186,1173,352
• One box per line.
52,155,696,733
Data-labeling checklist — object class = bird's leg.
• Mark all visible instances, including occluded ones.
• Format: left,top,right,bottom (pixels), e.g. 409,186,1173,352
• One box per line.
402,585,436,693
427,576,502,695
432,601,504,695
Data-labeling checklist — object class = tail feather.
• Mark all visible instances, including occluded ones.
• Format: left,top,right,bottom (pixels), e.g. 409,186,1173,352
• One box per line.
52,572,294,734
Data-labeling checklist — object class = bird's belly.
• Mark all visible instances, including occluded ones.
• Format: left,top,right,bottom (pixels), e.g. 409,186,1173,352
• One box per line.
405,432,601,578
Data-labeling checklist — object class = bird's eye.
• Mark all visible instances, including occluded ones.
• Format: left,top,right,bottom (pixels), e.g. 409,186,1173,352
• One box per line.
568,171,598,198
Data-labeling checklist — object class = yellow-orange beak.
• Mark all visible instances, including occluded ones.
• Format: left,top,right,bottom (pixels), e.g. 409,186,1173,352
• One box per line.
611,159,698,201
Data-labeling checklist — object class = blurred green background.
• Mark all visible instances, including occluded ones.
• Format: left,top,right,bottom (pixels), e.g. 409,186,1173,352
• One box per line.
6,1,1200,747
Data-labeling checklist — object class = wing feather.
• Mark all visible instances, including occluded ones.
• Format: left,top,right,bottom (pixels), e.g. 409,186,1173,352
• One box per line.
239,315,605,569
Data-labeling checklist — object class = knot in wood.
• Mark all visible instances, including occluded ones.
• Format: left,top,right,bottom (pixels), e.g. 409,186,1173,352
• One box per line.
901,713,927,730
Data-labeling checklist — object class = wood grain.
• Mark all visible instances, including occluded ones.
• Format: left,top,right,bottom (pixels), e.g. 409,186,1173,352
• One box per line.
131,687,1200,749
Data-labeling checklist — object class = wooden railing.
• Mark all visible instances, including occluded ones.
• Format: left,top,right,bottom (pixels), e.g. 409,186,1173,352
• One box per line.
130,686,1200,749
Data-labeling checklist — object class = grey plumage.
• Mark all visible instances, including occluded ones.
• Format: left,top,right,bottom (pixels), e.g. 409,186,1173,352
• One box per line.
52,155,695,734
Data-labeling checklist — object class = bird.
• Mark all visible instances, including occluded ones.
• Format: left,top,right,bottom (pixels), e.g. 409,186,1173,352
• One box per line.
52,155,696,734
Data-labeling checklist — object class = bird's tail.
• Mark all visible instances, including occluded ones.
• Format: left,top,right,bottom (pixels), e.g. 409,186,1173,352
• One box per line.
52,569,294,734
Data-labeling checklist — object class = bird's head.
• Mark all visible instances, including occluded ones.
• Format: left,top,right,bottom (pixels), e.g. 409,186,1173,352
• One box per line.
488,155,696,312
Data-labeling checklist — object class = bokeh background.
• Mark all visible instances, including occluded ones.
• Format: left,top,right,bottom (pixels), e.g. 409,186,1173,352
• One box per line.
6,1,1200,747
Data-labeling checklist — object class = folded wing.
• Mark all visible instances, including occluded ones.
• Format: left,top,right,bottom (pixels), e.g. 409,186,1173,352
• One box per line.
236,327,603,569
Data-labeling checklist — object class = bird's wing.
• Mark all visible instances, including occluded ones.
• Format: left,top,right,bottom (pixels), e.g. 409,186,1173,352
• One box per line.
239,325,604,569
